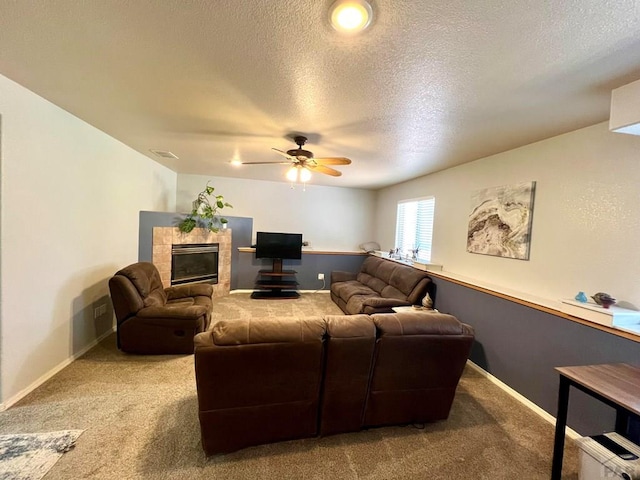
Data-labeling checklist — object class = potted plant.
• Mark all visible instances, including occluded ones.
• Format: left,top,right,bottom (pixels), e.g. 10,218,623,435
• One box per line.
177,182,233,233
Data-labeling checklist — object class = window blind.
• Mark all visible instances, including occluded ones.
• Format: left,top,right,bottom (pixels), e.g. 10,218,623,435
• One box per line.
395,196,435,262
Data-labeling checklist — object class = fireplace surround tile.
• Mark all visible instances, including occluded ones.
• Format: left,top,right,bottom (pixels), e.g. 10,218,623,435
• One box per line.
151,227,231,298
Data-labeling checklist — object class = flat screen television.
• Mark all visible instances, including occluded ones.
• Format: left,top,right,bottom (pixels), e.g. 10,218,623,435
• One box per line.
255,232,303,259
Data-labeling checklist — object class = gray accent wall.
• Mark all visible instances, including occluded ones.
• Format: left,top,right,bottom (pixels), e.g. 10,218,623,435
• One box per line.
434,276,640,437
138,211,366,291
235,253,367,290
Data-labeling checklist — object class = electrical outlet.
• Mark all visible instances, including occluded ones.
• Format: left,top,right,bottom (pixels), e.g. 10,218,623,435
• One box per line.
93,303,107,319
318,273,325,280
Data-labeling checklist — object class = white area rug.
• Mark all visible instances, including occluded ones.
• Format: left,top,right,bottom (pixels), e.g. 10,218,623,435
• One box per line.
0,430,83,480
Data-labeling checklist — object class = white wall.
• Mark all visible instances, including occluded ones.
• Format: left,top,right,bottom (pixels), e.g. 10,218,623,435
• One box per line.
177,174,376,251
0,74,177,406
375,122,640,306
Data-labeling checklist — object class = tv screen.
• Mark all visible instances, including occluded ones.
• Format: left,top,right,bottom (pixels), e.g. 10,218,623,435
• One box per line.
255,232,303,259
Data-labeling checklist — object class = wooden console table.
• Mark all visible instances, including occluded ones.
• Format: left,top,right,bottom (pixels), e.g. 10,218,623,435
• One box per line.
551,363,640,479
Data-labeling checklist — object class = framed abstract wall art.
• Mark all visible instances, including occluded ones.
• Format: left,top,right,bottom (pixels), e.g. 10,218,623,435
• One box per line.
467,181,536,260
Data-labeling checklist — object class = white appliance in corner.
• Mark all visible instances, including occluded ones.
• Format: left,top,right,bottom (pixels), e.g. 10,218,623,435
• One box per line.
576,432,640,480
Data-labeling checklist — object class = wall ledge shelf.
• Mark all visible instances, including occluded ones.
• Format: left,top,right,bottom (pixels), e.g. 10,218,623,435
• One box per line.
559,299,640,334
425,270,640,343
238,247,366,256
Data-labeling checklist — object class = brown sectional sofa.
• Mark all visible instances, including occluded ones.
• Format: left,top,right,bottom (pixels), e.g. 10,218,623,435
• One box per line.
194,311,474,455
330,255,434,314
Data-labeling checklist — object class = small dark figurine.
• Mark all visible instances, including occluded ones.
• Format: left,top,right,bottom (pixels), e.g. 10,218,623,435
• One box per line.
591,292,616,309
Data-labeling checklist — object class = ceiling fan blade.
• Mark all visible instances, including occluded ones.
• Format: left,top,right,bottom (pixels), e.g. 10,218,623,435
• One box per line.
272,148,294,159
309,164,342,177
239,161,291,165
313,157,352,166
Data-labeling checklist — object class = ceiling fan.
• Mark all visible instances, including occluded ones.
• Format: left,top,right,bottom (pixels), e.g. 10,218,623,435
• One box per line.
238,135,352,181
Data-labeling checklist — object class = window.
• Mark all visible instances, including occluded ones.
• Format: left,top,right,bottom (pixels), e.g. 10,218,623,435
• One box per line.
395,196,435,262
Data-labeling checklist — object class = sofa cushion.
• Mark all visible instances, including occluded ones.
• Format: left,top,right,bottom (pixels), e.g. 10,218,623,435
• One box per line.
332,280,377,302
355,273,388,294
211,316,326,346
372,312,472,336
345,295,375,315
117,262,166,300
324,314,375,338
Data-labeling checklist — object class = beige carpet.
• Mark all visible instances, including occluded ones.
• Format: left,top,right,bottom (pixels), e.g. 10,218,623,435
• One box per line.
0,292,578,479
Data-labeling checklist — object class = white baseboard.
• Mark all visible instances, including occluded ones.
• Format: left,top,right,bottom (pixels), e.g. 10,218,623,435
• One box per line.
466,360,581,440
0,326,116,411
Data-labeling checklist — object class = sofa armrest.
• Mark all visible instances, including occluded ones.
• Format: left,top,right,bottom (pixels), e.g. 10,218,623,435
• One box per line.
331,271,357,284
361,297,411,308
461,323,475,337
194,330,215,348
166,283,213,300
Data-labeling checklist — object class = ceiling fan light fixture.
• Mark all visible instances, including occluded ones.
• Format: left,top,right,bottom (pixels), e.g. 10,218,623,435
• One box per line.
286,166,299,182
300,167,312,183
329,0,373,34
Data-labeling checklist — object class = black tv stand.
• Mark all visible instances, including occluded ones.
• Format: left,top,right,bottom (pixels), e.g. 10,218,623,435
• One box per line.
251,258,299,299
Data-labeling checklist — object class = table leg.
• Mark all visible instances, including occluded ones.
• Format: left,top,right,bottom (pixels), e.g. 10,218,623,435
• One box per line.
551,375,570,480
615,409,629,435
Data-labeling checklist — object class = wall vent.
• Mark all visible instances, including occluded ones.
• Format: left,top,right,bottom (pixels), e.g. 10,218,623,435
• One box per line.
149,149,179,159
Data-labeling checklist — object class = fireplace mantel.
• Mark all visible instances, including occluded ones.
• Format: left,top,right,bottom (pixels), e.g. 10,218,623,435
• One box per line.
152,227,231,298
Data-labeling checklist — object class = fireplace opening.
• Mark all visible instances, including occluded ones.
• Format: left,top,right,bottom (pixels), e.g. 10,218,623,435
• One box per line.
171,243,219,285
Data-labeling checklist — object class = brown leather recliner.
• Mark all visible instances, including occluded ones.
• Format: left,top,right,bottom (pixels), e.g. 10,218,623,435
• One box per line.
194,316,326,455
363,312,475,427
108,262,213,354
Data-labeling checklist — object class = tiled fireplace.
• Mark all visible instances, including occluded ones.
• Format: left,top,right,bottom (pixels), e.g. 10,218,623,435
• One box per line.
152,227,231,298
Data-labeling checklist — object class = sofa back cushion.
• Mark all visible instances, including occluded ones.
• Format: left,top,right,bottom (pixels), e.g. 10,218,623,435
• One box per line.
116,262,167,303
372,311,472,336
211,316,326,346
109,262,168,323
356,256,431,301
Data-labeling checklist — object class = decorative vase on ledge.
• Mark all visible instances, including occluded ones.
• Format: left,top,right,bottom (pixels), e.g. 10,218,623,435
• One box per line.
591,292,616,309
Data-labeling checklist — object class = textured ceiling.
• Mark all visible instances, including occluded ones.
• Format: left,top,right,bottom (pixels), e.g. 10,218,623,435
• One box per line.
2,0,640,189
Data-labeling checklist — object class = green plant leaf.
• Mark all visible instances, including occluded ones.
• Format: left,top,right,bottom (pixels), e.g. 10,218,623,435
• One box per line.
176,182,231,233
178,217,197,233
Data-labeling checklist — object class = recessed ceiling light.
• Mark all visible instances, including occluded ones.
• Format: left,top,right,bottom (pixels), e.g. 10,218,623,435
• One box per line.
329,0,373,34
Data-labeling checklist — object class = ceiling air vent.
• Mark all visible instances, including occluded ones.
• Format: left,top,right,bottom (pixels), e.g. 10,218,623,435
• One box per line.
149,149,179,160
